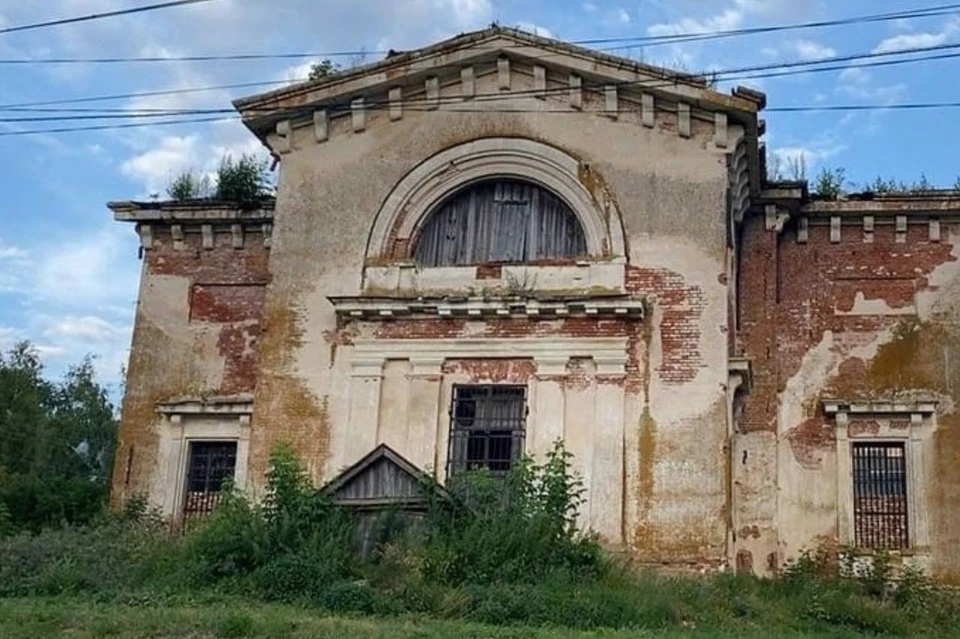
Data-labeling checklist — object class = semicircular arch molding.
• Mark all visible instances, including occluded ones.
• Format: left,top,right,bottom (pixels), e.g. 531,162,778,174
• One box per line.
365,138,626,263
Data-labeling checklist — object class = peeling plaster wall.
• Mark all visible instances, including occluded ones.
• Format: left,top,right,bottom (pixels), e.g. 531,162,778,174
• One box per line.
739,214,960,581
111,228,271,510
253,68,736,565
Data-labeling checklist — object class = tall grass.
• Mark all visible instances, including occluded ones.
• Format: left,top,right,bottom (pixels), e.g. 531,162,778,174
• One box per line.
1,442,958,637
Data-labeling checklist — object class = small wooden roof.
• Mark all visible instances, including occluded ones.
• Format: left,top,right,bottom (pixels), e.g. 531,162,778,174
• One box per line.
323,444,445,509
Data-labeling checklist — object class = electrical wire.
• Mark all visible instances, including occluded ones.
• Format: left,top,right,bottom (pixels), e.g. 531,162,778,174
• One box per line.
0,0,215,35
1,2,957,61
3,41,959,122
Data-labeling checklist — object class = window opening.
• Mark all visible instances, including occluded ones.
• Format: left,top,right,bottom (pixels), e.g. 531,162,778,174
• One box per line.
852,441,909,550
414,180,587,266
448,385,527,475
183,441,237,522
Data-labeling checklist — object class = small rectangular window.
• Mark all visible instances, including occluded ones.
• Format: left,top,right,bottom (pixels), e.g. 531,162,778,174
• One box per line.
852,442,908,550
448,385,526,476
183,441,237,522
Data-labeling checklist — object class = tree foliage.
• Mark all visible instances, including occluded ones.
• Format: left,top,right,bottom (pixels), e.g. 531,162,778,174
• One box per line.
167,170,213,200
308,59,338,81
0,343,117,532
215,154,272,204
813,166,847,199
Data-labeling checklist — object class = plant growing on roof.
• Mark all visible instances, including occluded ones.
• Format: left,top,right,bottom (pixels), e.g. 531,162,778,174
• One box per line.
813,166,847,199
167,170,212,200
215,154,272,205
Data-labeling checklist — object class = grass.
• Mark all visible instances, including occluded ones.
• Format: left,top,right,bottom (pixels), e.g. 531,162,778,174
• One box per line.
0,597,908,639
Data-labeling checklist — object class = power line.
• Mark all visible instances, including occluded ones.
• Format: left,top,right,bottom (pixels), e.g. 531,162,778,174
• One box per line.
1,2,957,61
578,2,960,47
4,100,960,137
4,41,959,121
3,29,958,112
0,0,215,35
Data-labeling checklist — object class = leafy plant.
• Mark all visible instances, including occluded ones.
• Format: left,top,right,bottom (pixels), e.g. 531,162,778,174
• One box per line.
416,441,601,585
813,166,846,199
215,154,271,204
167,170,213,200
308,59,338,81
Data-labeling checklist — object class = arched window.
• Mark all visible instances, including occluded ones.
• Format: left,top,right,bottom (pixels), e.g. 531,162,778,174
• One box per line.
413,179,588,267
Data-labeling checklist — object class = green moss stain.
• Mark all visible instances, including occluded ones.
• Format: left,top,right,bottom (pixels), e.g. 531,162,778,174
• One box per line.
635,317,657,551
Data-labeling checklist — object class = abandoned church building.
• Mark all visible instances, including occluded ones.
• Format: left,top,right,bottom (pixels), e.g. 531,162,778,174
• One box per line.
108,27,960,581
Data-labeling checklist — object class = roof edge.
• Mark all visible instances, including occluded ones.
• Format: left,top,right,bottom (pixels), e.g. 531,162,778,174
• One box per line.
109,198,276,223
232,26,761,116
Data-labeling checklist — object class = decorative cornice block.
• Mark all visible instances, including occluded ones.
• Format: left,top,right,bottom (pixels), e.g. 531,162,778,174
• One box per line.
533,65,547,99
641,93,654,127
351,97,366,132
678,103,691,138
497,57,510,89
568,74,582,109
389,87,403,120
313,109,328,142
329,295,646,320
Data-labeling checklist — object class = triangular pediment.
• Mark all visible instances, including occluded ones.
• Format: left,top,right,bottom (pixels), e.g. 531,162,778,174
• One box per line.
234,26,764,140
323,444,442,509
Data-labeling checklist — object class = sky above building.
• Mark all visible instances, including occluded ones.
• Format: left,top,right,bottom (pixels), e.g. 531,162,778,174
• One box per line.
0,0,957,393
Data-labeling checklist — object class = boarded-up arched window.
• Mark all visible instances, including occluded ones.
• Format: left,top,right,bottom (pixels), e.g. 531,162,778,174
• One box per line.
413,179,587,266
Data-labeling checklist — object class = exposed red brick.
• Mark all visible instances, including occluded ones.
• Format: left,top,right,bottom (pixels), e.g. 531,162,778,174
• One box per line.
786,417,836,470
849,419,881,437
441,358,536,382
217,323,262,394
190,284,265,323
475,263,502,279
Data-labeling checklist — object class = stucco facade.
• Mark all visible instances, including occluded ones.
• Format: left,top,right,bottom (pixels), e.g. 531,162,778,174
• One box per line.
109,28,960,580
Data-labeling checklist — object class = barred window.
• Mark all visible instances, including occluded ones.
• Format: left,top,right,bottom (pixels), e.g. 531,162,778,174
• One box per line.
183,441,237,522
414,179,587,266
853,442,909,550
447,385,527,476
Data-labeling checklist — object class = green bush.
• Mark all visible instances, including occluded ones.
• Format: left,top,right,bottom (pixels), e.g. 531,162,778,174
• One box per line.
167,170,212,200
0,519,178,597
215,154,271,204
186,444,354,588
416,441,602,585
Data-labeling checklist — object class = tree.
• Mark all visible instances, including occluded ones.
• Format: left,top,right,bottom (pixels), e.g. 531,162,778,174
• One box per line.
308,59,338,81
813,167,847,199
167,170,212,200
0,343,118,532
215,154,271,204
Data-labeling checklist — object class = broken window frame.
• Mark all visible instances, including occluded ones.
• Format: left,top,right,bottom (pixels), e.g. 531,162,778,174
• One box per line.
182,440,238,523
447,384,528,477
852,441,910,551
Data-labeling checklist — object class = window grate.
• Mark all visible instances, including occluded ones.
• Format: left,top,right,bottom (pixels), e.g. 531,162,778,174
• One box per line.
852,442,909,550
448,384,527,476
183,441,237,523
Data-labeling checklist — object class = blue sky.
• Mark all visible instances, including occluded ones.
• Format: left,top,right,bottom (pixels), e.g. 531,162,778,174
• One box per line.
0,0,958,392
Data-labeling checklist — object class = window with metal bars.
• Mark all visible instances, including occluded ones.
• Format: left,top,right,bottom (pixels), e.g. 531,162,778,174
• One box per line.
447,385,527,476
183,441,237,521
852,441,909,550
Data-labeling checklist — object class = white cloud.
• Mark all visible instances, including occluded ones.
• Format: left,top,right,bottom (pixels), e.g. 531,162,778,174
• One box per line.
648,9,743,36
0,239,27,261
790,39,836,61
515,22,554,38
44,315,126,343
872,16,960,53
582,2,597,12
32,227,139,308
0,326,19,351
121,135,199,195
